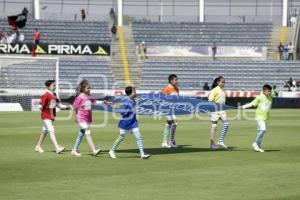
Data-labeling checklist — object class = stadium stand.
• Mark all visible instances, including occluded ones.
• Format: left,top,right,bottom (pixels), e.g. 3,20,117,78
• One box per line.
0,57,115,90
0,19,111,45
0,18,296,93
140,60,300,91
132,21,273,46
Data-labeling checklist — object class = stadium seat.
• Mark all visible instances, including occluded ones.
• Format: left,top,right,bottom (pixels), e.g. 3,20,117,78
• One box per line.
140,60,300,91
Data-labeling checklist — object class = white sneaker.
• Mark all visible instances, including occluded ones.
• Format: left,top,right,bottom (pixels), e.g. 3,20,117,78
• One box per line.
259,148,265,152
169,142,178,148
71,149,81,157
92,149,102,156
109,150,117,159
210,144,219,150
217,141,228,149
161,142,171,148
141,154,151,159
56,146,65,154
34,146,44,153
252,142,264,152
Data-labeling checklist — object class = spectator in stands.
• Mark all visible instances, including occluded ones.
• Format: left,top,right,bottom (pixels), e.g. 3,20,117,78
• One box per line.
81,9,86,21
284,43,290,60
284,77,294,91
0,28,5,42
6,29,18,44
290,9,299,28
18,32,24,42
212,42,217,61
287,42,294,60
289,77,294,85
22,7,29,18
284,83,291,92
139,41,147,60
293,8,299,16
142,42,148,59
138,43,144,60
292,8,299,19
0,31,8,44
290,15,296,27
34,28,40,45
297,80,300,88
278,42,285,60
291,79,297,92
203,82,210,91
284,78,299,92
109,8,116,25
111,25,117,41
272,85,278,97
14,27,21,43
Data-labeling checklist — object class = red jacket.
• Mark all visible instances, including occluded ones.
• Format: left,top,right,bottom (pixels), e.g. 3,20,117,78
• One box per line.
40,91,60,120
34,31,40,41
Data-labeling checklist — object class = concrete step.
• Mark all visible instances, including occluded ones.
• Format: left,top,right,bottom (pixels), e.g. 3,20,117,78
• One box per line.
267,26,281,60
109,25,143,88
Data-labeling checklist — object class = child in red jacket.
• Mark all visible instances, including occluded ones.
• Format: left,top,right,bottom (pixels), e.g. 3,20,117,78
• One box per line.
34,80,70,154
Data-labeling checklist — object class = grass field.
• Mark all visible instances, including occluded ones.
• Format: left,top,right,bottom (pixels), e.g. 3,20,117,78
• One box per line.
0,109,300,200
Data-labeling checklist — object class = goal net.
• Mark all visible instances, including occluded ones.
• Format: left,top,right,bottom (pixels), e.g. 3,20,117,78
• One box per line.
0,55,59,111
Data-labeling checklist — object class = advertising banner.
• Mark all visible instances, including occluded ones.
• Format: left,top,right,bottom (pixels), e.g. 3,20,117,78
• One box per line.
143,46,266,58
0,43,110,55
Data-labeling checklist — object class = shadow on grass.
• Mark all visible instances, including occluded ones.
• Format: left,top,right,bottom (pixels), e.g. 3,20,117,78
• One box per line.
108,145,239,155
264,149,281,152
44,147,281,156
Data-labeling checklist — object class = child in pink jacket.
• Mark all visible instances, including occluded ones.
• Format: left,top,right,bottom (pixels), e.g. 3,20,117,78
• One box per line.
71,80,101,157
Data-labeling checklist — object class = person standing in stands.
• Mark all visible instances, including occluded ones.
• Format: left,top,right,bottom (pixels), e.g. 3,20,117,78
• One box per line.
290,9,299,27
111,25,117,41
278,42,284,60
81,9,86,21
139,42,145,60
6,28,18,44
34,28,40,45
287,42,294,60
141,41,148,60
22,7,29,18
285,77,294,92
0,28,5,43
32,28,40,57
109,8,116,25
272,85,279,97
212,42,217,61
284,43,290,60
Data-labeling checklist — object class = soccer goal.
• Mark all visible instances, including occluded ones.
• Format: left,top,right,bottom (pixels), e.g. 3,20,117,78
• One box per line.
0,55,59,110
0,55,60,95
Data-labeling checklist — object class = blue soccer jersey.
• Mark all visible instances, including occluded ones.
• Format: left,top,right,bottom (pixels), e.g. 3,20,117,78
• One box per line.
118,97,138,130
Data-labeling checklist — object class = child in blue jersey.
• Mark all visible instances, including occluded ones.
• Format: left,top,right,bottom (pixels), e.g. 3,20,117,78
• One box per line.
109,86,151,159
